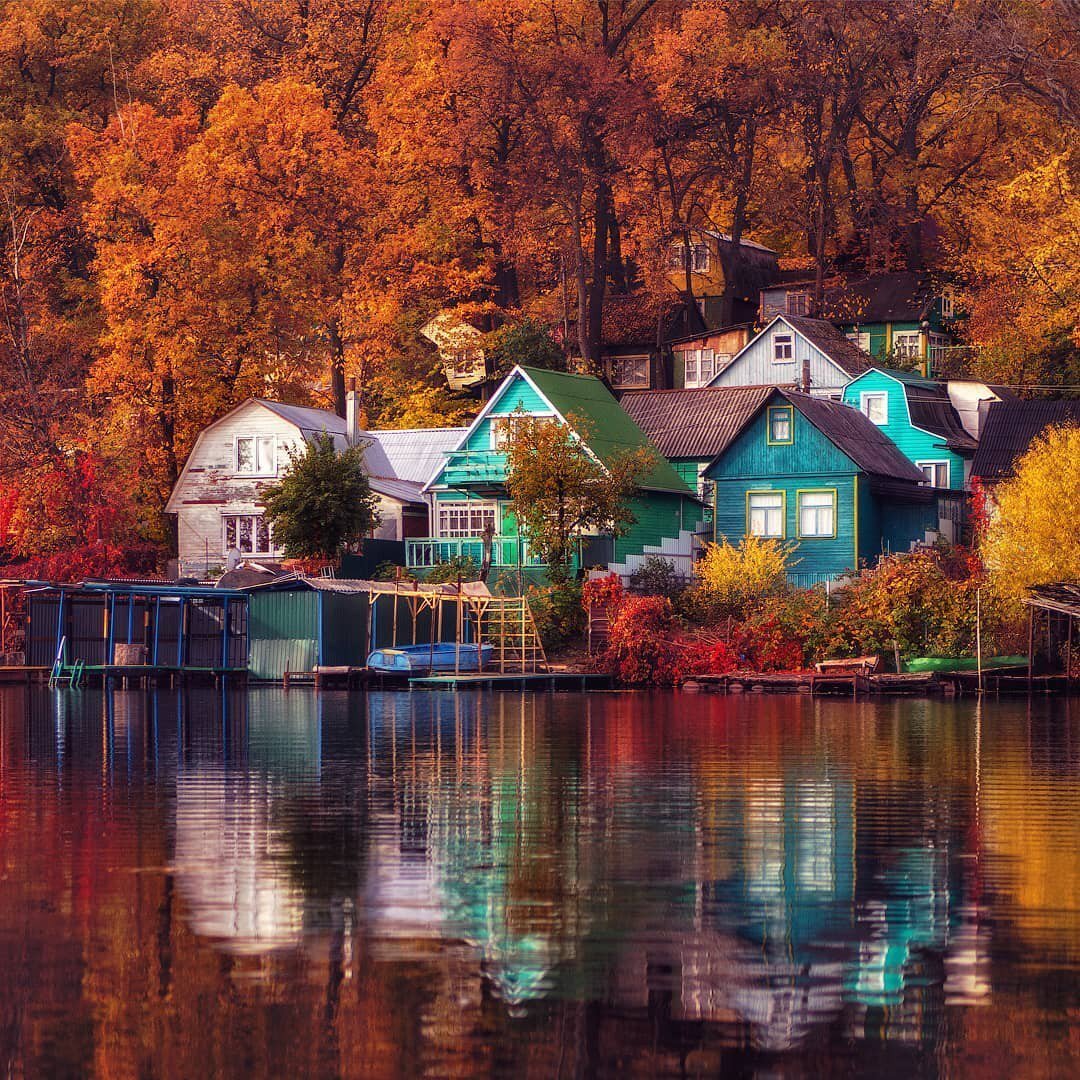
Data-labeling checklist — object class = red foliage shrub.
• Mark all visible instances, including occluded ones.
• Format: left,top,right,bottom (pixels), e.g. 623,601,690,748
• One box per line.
598,595,697,686
732,615,806,672
582,572,624,609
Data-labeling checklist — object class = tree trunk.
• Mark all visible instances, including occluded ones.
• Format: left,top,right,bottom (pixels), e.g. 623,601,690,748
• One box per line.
586,178,613,373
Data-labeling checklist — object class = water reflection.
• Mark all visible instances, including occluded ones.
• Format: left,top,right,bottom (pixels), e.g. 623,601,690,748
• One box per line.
0,686,1076,1077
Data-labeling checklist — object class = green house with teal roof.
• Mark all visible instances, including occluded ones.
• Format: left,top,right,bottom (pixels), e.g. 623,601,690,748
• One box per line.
703,388,938,587
413,365,703,585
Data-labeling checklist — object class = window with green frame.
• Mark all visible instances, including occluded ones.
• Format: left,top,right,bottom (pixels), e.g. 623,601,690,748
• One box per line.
767,405,793,444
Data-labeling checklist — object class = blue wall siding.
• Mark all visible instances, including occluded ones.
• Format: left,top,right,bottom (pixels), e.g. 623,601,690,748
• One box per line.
710,320,851,394
841,371,967,488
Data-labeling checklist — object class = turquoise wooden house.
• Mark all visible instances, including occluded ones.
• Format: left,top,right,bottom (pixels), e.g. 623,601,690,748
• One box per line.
703,389,938,587
841,367,976,492
413,365,703,583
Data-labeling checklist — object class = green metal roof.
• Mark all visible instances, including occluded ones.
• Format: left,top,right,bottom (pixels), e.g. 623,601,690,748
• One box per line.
520,366,692,495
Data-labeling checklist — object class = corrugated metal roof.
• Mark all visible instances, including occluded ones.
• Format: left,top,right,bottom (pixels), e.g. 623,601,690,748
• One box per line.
620,386,773,459
257,400,348,435
971,399,1080,479
368,476,425,504
364,427,467,484
782,316,872,376
522,367,693,494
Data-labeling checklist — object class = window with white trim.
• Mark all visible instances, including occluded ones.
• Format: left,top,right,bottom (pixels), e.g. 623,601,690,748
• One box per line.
846,330,872,352
798,490,836,537
917,461,950,488
748,492,784,538
668,242,710,273
490,414,552,450
892,332,921,361
610,355,650,387
236,435,276,475
437,501,498,538
682,348,717,388
768,406,793,444
449,348,484,377
860,392,888,426
223,514,275,556
940,291,955,319
773,333,794,363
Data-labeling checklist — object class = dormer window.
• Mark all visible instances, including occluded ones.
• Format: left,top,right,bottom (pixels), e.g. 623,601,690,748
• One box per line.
236,435,276,475
773,334,794,363
860,392,888,426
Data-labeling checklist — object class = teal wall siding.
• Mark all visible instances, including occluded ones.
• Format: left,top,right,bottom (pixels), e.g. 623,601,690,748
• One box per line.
671,459,702,489
712,475,858,579
841,371,967,488
464,376,552,452
614,492,692,563
880,499,938,557
857,475,880,566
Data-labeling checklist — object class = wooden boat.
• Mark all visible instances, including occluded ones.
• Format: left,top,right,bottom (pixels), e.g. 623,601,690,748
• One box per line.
904,655,1027,673
366,642,494,676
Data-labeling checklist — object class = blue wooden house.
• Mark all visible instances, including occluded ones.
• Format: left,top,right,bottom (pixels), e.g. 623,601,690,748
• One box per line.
414,366,703,583
703,389,937,586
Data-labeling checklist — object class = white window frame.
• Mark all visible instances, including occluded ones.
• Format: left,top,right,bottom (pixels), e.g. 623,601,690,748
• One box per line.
860,391,888,426
773,333,795,363
748,492,785,539
916,460,950,488
682,347,717,389
797,490,836,538
235,434,277,476
668,242,686,270
940,292,955,319
222,513,276,557
892,332,921,361
490,413,553,450
610,354,650,388
846,330,872,352
436,500,498,538
691,242,710,273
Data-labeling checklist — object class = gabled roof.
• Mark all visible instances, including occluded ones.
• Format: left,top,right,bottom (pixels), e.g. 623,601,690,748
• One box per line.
522,367,692,494
765,271,942,323
849,367,977,451
368,477,426,504
706,388,925,483
427,365,692,496
971,399,1080,479
620,386,773,459
780,316,872,376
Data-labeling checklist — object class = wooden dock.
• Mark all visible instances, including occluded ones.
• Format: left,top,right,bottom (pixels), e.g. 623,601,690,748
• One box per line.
685,669,1074,696
408,671,614,691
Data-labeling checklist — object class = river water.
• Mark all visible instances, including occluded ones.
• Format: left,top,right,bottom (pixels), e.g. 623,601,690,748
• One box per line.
0,687,1076,1078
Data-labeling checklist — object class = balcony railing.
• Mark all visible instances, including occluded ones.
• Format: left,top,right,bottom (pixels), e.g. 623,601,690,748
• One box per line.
406,536,546,569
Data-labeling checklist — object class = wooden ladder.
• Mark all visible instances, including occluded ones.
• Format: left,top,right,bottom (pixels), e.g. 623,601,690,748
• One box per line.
587,601,614,655
478,596,548,673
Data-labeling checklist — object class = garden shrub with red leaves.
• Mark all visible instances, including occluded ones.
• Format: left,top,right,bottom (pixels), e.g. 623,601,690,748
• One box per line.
597,595,700,686
582,572,624,609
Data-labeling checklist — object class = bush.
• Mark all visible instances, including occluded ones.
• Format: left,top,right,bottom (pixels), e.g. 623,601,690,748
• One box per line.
598,595,695,685
529,580,586,650
732,588,832,671
628,555,685,598
582,572,624,609
683,536,795,621
424,555,480,584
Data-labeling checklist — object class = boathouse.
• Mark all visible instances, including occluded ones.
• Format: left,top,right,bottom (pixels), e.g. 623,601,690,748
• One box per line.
26,581,248,679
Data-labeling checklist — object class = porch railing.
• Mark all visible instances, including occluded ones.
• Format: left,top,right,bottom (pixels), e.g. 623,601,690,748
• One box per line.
406,536,545,569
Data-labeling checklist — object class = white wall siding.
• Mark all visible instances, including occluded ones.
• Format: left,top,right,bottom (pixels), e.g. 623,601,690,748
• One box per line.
711,323,850,395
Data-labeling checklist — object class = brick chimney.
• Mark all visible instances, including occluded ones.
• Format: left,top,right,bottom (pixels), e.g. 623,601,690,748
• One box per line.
346,377,361,443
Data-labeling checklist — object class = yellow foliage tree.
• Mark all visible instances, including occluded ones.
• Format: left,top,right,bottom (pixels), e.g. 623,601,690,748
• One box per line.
693,536,796,614
981,424,1080,599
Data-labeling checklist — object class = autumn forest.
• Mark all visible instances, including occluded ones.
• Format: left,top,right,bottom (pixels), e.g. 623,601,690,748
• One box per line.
0,0,1077,574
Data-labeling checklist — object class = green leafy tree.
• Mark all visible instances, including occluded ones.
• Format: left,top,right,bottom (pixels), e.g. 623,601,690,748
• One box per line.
503,412,653,585
260,433,379,561
486,319,566,377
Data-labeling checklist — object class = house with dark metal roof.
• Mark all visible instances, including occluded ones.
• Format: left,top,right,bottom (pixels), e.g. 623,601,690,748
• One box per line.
416,365,703,584
165,392,466,578
971,399,1080,484
760,270,957,371
702,388,938,586
706,315,871,399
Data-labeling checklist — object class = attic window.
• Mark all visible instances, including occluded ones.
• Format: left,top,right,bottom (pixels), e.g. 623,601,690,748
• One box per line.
860,392,888,426
668,242,710,273
767,406,793,444
773,334,794,363
785,292,811,316
683,348,717,388
610,355,649,387
491,414,553,450
236,435,275,475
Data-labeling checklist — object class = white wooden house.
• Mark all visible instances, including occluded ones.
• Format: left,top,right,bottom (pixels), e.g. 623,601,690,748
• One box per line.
706,314,871,399
165,393,465,578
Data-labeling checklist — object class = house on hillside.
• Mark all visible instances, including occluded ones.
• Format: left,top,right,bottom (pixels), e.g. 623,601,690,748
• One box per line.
666,230,781,327
667,324,757,389
706,315,871,399
415,365,703,584
166,392,465,578
620,386,774,510
420,311,489,392
841,367,980,543
599,293,705,392
971,399,1080,488
703,389,938,587
760,271,957,371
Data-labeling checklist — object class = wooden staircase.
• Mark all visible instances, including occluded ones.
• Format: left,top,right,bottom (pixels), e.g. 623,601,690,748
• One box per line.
587,601,615,655
477,595,548,673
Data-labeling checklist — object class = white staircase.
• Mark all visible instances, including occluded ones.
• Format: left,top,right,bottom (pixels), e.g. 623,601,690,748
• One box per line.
607,525,705,581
